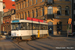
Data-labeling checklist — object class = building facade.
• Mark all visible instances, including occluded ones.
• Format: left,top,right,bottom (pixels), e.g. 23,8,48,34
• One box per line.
72,0,75,33
3,0,15,12
15,0,72,36
1,9,15,35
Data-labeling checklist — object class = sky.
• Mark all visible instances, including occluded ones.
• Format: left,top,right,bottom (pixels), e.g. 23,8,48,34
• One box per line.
12,0,15,1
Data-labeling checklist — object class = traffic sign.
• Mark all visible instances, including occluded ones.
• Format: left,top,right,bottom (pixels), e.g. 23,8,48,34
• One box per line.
68,18,72,24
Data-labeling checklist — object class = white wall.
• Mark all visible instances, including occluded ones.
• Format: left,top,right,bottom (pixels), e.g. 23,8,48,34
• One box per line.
11,14,16,21
0,2,3,11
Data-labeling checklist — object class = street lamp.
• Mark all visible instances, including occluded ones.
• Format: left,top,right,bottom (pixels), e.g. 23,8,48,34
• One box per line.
0,0,3,37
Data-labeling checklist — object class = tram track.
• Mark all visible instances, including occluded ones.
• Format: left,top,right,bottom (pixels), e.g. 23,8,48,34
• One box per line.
11,40,30,50
11,36,48,48
11,39,36,50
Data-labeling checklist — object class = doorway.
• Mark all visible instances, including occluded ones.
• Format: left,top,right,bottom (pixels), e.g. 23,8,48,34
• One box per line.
48,21,53,35
48,25,53,35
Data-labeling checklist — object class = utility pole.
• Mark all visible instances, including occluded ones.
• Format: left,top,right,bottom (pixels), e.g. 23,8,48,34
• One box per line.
0,0,3,38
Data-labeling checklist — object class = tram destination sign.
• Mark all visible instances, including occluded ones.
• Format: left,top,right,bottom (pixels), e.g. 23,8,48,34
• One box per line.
12,20,19,23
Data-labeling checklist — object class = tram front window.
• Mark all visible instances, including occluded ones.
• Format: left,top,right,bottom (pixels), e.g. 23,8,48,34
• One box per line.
12,23,20,30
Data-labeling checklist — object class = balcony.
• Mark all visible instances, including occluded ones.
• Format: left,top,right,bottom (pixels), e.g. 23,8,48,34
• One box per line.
45,0,54,5
45,14,54,19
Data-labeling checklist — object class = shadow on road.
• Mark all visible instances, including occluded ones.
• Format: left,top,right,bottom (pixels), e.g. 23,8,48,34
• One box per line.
35,40,54,47
8,48,22,50
35,44,53,50
26,43,41,50
0,47,2,50
11,42,24,50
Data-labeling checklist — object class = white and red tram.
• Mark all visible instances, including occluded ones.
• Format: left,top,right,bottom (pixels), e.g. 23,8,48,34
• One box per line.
11,17,48,40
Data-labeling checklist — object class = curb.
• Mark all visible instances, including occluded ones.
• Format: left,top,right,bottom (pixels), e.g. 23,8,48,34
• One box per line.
0,38,6,40
1,35,11,39
47,36,66,41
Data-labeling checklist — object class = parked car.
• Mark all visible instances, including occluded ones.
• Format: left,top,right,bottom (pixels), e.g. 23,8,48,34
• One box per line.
4,31,7,35
1,31,4,35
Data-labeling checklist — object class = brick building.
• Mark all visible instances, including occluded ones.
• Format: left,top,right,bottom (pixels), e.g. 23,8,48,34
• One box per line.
15,0,72,36
1,9,15,35
1,0,15,35
3,0,15,12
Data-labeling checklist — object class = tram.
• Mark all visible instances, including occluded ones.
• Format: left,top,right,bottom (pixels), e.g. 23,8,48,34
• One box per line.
11,17,48,40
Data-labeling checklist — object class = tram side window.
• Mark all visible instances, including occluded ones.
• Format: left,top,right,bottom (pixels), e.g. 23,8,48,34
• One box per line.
43,25,46,30
41,25,43,30
21,23,27,30
33,24,36,30
36,24,39,30
30,23,32,30
45,25,48,30
41,25,48,30
27,23,30,30
12,24,14,30
39,24,41,30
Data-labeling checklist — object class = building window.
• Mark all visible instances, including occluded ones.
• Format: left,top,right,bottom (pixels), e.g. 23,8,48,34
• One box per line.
21,2,23,9
42,0,44,2
20,13,21,19
65,0,69,1
36,0,37,4
16,4,18,10
48,0,53,3
22,13,24,18
32,10,34,18
42,7,44,16
65,6,69,15
25,12,27,19
36,9,38,17
19,3,20,9
22,2,24,8
57,21,62,34
28,0,29,6
32,0,34,5
19,14,20,19
12,4,15,6
59,0,62,1
57,6,61,15
3,3,6,9
25,1,26,8
20,3,21,9
28,11,30,17
48,6,53,14
17,14,18,18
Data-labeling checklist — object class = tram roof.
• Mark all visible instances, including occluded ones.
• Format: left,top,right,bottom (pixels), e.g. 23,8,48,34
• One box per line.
11,20,48,25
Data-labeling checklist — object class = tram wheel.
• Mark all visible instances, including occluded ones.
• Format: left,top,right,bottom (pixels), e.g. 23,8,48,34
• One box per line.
32,36,36,40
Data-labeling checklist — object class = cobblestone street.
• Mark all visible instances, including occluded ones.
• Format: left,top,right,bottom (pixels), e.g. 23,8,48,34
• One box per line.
0,37,75,50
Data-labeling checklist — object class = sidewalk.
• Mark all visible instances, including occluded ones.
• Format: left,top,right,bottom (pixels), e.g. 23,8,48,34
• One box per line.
47,36,75,41
0,35,11,40
0,35,75,41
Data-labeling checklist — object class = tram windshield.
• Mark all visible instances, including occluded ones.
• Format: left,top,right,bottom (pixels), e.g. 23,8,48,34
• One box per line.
12,23,20,30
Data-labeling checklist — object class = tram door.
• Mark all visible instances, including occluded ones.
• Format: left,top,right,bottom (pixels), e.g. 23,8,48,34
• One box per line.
48,22,53,35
